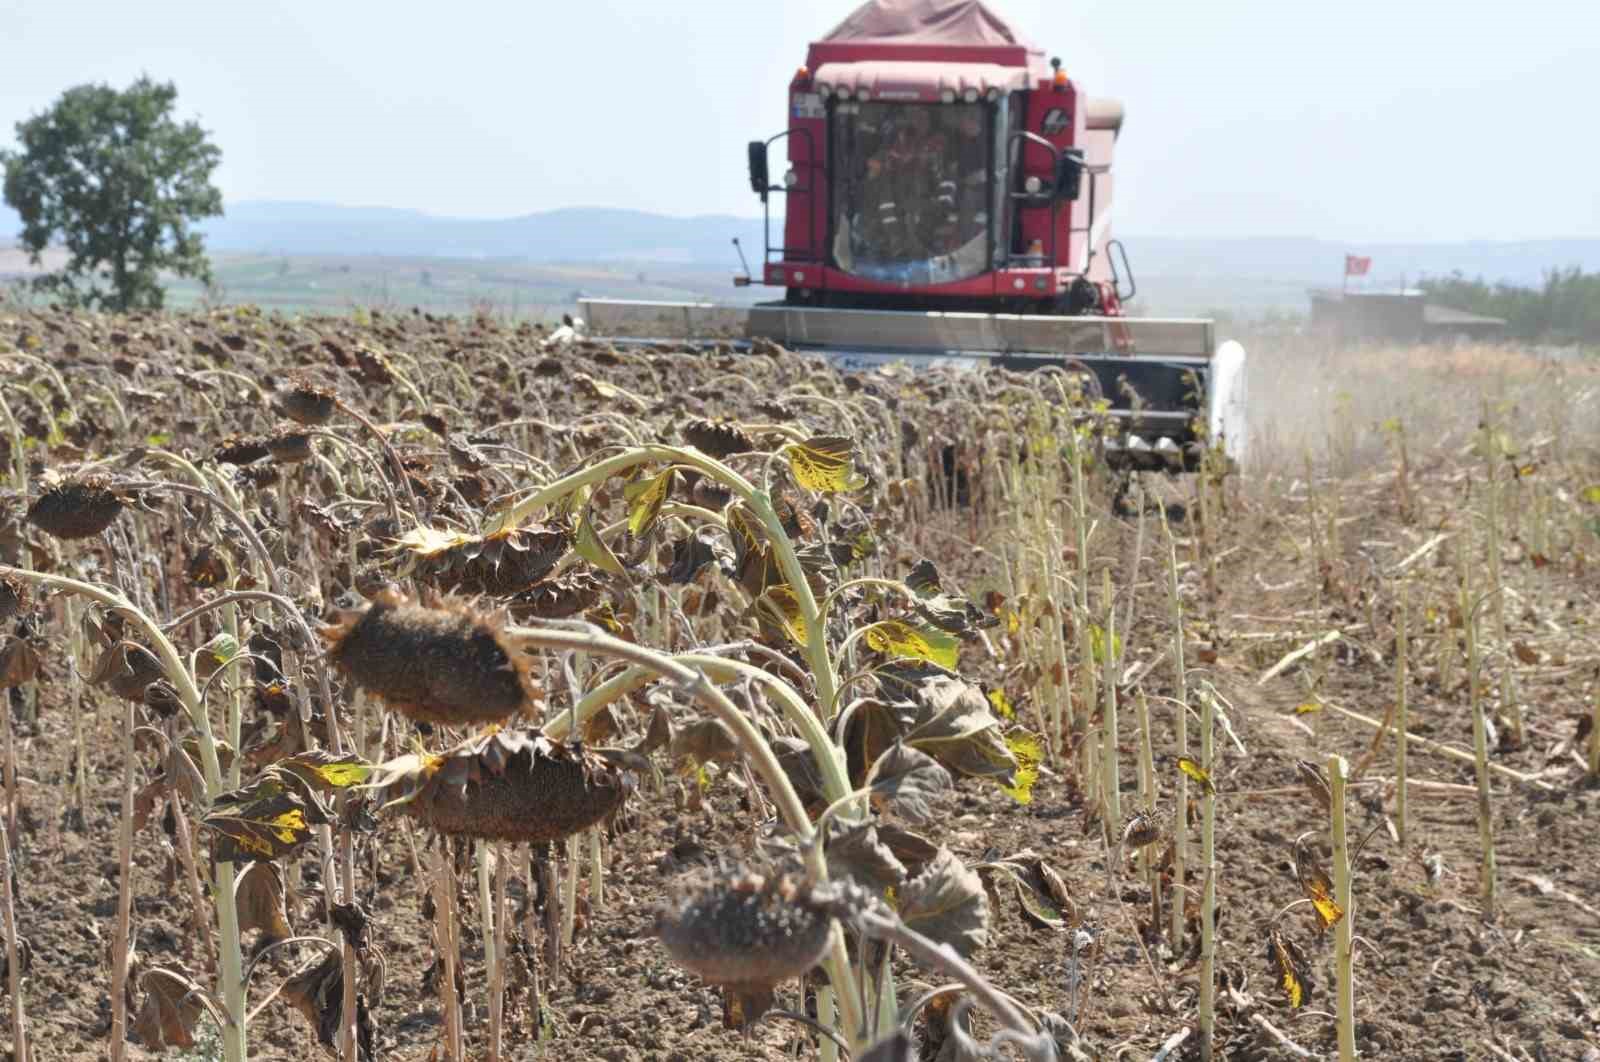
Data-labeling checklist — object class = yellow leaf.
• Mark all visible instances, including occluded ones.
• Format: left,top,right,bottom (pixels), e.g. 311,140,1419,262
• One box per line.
783,436,865,493
1269,931,1306,1008
1303,874,1344,930
862,620,959,671
309,762,370,788
575,502,625,575
759,585,808,648
1177,756,1216,795
1582,485,1600,505
1295,846,1345,932
393,525,476,557
998,732,1041,805
624,467,676,537
988,689,1014,720
268,809,307,845
1293,701,1321,715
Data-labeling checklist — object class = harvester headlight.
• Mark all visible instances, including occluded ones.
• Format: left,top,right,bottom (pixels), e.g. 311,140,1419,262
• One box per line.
941,89,956,104
962,87,979,103
985,87,1000,102
818,84,832,98
837,86,853,100
1024,175,1042,194
783,169,798,189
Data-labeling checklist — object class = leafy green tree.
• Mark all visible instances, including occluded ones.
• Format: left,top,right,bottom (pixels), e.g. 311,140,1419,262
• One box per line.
1,76,223,311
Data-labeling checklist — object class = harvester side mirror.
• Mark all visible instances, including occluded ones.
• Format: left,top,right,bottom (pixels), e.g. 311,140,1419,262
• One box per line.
747,141,770,200
1055,149,1085,201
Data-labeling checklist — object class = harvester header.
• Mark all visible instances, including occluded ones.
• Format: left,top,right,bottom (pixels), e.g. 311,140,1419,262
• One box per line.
576,0,1246,473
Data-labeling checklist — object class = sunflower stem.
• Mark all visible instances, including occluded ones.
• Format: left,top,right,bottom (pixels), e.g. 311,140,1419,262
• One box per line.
1329,753,1356,1062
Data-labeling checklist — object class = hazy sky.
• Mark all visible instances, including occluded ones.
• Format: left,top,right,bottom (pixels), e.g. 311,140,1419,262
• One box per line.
4,1,1596,242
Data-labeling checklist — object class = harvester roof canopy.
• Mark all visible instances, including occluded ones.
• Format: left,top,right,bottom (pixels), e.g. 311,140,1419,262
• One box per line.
820,0,1031,49
813,59,1030,99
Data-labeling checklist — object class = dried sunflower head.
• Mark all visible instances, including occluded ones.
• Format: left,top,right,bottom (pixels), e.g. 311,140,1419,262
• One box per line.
264,428,314,464
278,379,338,427
214,434,270,467
368,727,632,844
681,418,755,460
505,569,607,621
0,574,26,623
322,589,536,726
396,524,571,597
654,863,836,1027
27,474,123,540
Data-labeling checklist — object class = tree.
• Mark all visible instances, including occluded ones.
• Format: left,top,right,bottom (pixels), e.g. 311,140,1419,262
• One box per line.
1,76,223,311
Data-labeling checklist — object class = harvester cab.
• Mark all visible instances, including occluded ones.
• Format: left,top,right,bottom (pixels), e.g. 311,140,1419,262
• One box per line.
577,0,1246,473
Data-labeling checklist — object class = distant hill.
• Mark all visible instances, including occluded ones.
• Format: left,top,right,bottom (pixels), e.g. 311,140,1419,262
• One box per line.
196,202,772,269
5,199,1599,316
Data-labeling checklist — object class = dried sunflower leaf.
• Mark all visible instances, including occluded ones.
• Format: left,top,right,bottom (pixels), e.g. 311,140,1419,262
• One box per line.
896,847,988,964
201,772,329,862
1268,929,1311,1008
863,741,952,826
824,823,908,893
975,861,1066,930
234,861,291,952
133,967,206,1049
274,750,373,793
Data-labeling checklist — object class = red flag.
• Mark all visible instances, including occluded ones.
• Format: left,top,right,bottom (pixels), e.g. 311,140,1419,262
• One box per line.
1345,254,1372,277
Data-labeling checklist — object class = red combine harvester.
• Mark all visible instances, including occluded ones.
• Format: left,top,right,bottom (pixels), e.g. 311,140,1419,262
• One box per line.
579,0,1246,472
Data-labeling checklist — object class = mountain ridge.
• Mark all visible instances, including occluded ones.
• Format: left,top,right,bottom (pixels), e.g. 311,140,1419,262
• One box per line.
4,200,1599,291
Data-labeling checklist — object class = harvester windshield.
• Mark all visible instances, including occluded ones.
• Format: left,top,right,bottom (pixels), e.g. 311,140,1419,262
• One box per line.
829,100,1004,285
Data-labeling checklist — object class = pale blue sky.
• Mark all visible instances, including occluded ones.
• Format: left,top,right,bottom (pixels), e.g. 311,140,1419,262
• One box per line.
4,1,1595,241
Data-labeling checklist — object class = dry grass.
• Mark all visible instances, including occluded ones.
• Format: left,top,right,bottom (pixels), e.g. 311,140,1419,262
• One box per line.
1242,334,1599,476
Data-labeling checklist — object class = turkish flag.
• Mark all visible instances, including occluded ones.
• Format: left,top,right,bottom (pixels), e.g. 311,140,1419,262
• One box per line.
1345,254,1372,277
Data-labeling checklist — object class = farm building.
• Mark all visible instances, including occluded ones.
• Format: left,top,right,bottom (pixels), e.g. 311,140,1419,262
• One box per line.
1308,288,1507,343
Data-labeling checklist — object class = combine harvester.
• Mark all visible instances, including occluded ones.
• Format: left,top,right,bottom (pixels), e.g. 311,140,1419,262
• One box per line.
578,0,1246,472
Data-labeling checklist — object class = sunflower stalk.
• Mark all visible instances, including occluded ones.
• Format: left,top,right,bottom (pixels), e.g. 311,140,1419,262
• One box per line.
1395,582,1410,847
1590,676,1600,778
1100,567,1121,834
1329,753,1356,1062
0,566,248,1062
503,622,867,1044
0,775,27,1062
432,844,464,1062
1161,506,1189,949
1197,687,1217,1062
480,842,500,1061
1465,578,1498,917
489,443,840,719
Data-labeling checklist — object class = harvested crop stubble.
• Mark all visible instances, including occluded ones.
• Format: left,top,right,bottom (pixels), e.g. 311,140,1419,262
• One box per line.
322,590,536,725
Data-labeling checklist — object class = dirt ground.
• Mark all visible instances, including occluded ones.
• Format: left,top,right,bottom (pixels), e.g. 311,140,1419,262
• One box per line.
13,504,1600,1062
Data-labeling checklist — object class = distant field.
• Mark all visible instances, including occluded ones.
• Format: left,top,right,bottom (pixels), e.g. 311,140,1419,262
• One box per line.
0,240,1395,323
0,245,767,321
